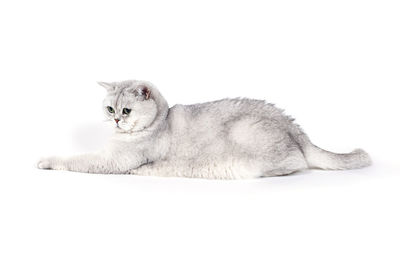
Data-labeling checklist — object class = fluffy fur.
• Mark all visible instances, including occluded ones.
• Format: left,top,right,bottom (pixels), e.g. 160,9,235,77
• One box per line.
38,80,371,179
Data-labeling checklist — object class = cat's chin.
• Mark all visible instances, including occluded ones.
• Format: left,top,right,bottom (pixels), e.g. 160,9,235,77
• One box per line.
116,127,127,133
115,126,134,134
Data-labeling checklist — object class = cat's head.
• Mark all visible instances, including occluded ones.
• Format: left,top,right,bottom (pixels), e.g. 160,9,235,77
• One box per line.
99,80,165,133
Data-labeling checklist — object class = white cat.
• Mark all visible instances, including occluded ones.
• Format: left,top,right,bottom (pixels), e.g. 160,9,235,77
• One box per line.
38,80,371,179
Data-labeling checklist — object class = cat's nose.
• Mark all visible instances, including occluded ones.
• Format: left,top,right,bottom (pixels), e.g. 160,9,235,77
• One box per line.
114,119,120,123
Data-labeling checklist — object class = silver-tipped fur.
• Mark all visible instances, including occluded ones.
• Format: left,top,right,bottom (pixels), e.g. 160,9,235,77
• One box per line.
38,80,371,179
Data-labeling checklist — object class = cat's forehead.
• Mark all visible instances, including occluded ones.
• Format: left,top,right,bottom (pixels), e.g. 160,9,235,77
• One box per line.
105,87,136,105
115,84,132,91
108,84,135,96
114,80,138,90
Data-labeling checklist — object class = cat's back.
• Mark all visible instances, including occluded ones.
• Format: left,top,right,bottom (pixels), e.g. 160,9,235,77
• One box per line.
162,98,298,177
167,98,288,133
184,98,269,116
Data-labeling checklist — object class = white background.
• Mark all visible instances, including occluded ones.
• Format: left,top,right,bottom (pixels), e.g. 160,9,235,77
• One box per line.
1,0,399,266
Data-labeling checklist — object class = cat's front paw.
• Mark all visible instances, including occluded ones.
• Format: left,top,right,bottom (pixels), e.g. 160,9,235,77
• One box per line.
37,157,66,170
37,158,52,169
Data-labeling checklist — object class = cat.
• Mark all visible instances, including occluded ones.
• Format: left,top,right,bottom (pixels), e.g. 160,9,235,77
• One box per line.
37,80,372,179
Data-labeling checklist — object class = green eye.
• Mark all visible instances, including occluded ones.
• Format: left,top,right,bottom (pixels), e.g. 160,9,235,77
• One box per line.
123,108,131,115
107,106,115,113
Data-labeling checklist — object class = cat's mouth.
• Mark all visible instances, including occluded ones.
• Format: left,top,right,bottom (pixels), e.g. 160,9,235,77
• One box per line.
112,120,136,133
115,123,134,132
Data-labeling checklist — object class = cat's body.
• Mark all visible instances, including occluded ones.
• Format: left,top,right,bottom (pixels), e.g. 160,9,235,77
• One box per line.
132,99,309,179
38,80,371,179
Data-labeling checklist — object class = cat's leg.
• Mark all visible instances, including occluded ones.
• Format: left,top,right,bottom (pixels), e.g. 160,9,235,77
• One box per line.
128,161,174,177
130,160,258,179
129,160,200,178
37,152,143,174
262,148,308,177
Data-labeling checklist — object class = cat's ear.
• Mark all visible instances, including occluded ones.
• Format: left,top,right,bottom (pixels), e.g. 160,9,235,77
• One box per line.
135,85,151,100
97,81,114,91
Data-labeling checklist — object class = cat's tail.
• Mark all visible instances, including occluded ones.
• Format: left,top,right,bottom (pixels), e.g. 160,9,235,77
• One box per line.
303,145,372,170
290,129,372,170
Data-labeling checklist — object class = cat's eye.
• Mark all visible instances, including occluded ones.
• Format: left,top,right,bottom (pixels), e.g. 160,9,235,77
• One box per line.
107,106,115,113
123,108,131,115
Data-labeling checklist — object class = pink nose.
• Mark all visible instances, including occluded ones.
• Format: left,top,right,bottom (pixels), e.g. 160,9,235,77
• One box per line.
114,119,120,123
